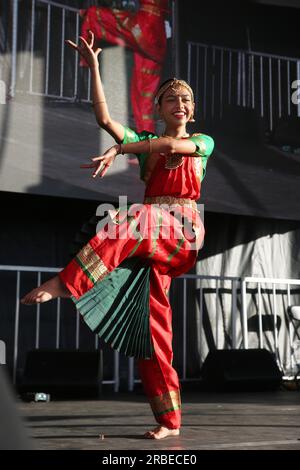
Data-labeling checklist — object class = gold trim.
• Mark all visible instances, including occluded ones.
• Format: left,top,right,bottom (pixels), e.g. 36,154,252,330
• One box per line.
141,90,155,98
165,154,184,169
192,132,207,155
141,67,161,76
142,113,154,120
77,244,109,284
96,8,106,40
197,141,207,155
113,12,123,33
150,390,181,417
145,0,168,8
112,9,124,17
140,5,162,16
194,155,202,178
144,196,197,211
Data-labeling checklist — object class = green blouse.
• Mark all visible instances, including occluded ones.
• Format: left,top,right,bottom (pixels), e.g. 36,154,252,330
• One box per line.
122,126,214,182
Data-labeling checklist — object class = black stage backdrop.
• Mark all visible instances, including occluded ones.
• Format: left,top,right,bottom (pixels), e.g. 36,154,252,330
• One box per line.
1,1,300,385
179,0,300,221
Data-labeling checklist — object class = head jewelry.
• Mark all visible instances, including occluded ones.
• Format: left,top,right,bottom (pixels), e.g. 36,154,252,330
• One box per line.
154,78,194,105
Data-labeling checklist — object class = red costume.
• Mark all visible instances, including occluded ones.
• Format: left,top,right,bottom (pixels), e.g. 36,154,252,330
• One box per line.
80,0,168,132
59,128,214,429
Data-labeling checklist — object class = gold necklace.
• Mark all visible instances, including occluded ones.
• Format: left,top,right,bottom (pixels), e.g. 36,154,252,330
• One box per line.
161,133,190,138
161,133,189,170
165,154,184,170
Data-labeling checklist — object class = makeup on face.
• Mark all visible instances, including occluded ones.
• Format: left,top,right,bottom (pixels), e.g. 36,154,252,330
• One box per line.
160,87,194,122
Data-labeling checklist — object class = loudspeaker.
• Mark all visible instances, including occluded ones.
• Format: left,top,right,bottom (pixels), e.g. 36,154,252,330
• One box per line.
201,349,282,391
20,349,103,398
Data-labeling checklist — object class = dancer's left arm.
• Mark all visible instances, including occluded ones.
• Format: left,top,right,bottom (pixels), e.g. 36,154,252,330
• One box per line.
120,133,214,159
81,134,214,178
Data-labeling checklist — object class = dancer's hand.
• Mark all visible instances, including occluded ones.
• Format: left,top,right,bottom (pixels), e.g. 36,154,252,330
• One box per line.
65,30,101,70
80,145,120,178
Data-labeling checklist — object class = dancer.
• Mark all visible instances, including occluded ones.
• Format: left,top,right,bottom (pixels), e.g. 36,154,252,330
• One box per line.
21,32,214,440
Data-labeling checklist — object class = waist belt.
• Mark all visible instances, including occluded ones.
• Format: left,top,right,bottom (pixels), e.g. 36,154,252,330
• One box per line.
144,196,198,211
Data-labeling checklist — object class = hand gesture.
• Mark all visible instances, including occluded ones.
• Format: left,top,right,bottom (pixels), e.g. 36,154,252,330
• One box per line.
65,30,101,69
80,145,119,178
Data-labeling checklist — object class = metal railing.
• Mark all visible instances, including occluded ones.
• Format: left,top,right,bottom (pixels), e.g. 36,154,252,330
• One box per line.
0,265,120,391
127,274,300,389
1,264,300,392
8,2,300,129
0,339,5,364
187,41,300,131
241,277,300,376
127,273,242,390
10,0,91,102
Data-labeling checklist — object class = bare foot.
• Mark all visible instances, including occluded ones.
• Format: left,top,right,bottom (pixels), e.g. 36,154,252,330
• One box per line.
144,426,180,440
20,276,71,305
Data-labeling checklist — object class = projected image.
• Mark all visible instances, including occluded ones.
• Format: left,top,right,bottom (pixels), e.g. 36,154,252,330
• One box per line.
0,0,170,203
3,1,299,219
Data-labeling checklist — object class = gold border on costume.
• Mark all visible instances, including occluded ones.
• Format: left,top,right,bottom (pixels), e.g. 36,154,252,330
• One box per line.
149,390,181,417
75,244,109,285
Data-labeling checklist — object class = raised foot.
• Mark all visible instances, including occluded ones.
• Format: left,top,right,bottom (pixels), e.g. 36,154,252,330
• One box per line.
20,275,71,305
144,426,180,440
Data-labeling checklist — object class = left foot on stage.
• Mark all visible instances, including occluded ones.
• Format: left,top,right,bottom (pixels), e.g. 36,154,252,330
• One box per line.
20,275,71,305
144,426,180,439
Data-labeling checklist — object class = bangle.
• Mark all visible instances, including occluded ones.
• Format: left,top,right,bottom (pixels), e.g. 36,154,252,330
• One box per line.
115,144,124,155
92,100,106,107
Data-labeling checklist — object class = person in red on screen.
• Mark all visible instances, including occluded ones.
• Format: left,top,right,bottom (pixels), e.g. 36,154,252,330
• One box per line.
79,0,168,133
21,32,214,440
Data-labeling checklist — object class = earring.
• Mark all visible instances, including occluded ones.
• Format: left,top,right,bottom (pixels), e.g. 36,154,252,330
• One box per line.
189,115,195,122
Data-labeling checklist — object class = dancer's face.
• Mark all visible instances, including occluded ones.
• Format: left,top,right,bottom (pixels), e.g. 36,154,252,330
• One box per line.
158,85,195,127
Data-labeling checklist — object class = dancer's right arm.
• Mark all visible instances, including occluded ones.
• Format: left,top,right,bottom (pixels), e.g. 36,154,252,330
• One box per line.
66,31,124,143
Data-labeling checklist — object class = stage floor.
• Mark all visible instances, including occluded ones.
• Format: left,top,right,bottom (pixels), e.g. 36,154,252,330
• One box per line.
17,390,300,451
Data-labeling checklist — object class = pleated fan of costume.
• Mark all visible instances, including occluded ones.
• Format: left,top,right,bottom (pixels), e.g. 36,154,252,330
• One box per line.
72,256,153,359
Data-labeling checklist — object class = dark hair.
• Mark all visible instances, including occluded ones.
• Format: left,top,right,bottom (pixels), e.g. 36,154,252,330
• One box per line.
156,78,175,104
157,78,174,90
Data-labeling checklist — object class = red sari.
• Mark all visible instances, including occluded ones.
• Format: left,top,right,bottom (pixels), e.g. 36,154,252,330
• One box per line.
80,0,168,132
59,127,214,429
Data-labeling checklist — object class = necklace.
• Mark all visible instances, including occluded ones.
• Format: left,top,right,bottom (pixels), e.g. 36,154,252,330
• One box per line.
161,133,190,139
164,154,184,169
161,133,189,170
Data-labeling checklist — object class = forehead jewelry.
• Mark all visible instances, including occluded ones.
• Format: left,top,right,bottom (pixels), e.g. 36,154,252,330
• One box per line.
154,78,194,104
